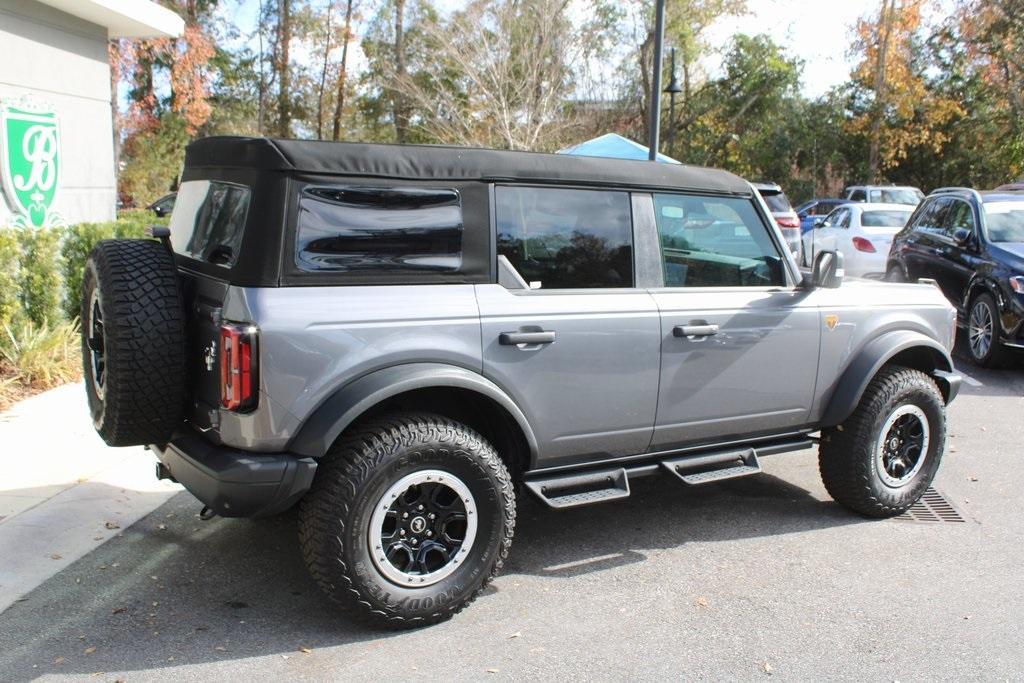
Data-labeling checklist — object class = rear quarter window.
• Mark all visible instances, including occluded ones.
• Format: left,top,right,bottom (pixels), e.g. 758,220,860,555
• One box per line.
169,180,251,267
295,186,463,272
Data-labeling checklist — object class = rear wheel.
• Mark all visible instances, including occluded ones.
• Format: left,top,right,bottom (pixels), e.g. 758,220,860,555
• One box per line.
298,412,515,629
885,264,906,282
819,366,945,518
967,292,1006,367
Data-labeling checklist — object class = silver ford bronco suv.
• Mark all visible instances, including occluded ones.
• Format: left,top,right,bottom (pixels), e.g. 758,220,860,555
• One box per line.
81,137,961,628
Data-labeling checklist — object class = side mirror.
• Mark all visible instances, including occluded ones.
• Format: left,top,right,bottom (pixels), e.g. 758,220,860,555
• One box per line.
811,250,844,289
952,227,971,245
812,217,827,228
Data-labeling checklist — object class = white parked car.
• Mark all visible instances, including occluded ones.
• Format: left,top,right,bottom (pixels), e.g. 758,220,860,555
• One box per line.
802,203,914,278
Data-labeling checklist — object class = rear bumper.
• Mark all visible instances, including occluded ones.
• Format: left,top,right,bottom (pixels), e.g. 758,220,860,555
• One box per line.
152,431,317,518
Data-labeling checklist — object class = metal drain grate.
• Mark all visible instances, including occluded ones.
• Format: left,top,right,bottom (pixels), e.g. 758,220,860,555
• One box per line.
894,487,965,523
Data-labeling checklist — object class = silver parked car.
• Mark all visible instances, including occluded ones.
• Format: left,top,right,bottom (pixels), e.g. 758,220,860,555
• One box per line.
80,137,961,629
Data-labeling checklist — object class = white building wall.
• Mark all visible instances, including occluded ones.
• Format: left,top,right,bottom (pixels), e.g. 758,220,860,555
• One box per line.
0,0,117,226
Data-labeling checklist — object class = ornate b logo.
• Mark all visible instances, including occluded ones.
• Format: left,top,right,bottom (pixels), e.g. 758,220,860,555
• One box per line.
1,100,63,228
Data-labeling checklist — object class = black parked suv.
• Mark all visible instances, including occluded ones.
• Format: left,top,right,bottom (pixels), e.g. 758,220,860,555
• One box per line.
887,187,1024,366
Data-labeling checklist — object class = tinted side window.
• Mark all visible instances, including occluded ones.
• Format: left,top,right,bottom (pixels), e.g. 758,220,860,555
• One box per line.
914,198,952,236
849,189,866,201
169,180,251,267
946,200,975,235
495,186,633,289
296,186,462,272
653,194,784,287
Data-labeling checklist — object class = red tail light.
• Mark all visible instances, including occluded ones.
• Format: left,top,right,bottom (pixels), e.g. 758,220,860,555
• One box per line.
851,236,876,253
776,216,800,228
220,323,258,412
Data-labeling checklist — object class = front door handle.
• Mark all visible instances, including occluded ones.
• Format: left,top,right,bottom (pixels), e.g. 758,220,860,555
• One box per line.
499,330,556,345
673,324,719,338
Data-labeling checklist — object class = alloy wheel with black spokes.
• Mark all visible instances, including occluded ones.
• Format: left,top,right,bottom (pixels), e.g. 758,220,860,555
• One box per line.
369,470,477,587
874,405,929,488
85,288,107,401
299,413,515,629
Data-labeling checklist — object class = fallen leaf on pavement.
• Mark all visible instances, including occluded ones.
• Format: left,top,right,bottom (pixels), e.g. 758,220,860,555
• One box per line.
158,524,167,530
53,657,64,665
83,647,96,655
104,522,120,530
214,646,226,652
111,607,126,614
762,661,773,675
299,646,312,654
486,668,499,674
50,554,61,560
695,596,709,608
508,631,521,639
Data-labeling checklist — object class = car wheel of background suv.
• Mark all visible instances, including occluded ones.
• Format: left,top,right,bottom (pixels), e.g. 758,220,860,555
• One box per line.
967,292,1007,367
818,365,945,518
298,412,515,629
885,265,906,282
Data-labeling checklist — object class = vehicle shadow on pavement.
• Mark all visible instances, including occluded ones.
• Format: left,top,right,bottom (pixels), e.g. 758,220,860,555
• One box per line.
506,471,859,578
0,471,860,678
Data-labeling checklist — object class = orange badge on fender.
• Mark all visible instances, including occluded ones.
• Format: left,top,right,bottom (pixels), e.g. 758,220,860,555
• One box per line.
825,314,839,331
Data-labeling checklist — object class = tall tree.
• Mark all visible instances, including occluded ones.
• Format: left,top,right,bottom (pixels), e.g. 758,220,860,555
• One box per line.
276,0,293,137
392,0,409,143
331,0,357,140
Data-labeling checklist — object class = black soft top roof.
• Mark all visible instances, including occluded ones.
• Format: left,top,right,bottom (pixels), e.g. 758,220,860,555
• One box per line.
184,136,751,195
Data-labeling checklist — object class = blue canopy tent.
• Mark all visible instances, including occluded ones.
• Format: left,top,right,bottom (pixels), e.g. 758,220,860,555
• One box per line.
557,133,680,164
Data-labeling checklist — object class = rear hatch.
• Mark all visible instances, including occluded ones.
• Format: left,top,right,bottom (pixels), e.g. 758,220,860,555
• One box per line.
167,180,254,433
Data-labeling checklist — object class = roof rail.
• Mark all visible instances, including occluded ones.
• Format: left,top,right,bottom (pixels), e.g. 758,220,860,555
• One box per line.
931,186,983,201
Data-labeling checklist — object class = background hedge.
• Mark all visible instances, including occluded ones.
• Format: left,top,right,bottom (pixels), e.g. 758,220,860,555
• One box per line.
3,209,166,325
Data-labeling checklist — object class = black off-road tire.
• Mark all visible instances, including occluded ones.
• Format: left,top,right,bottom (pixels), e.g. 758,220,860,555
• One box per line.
818,365,946,518
298,412,515,629
81,240,186,446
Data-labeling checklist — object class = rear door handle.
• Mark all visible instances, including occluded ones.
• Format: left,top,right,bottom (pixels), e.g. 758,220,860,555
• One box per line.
673,324,719,338
499,331,556,345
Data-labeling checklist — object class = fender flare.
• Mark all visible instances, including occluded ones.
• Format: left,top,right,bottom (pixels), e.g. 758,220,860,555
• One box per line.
287,362,539,461
820,330,955,427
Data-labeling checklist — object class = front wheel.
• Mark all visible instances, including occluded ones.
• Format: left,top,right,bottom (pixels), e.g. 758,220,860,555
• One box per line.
819,366,946,518
298,413,515,629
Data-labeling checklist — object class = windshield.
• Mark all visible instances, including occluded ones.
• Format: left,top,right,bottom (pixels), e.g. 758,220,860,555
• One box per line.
983,201,1024,242
868,188,924,205
861,210,912,227
762,192,793,213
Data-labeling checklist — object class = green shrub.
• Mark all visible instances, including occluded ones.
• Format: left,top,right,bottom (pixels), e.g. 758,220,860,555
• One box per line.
0,230,19,329
16,227,61,326
60,212,159,318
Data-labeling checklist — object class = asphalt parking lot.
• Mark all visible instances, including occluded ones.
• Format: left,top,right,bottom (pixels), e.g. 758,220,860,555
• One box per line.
1,339,1022,681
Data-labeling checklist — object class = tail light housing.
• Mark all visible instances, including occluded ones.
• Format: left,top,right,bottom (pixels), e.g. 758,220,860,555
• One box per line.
776,216,800,228
852,236,876,253
220,323,258,412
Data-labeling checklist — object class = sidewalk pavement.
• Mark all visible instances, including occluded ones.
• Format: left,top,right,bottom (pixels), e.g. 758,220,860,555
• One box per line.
0,382,181,613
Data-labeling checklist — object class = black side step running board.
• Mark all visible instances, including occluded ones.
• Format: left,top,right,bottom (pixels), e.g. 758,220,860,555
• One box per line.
523,467,630,509
525,437,812,509
661,447,760,485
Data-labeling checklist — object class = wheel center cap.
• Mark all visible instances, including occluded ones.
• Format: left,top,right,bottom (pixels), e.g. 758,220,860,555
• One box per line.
409,516,427,534
888,437,900,451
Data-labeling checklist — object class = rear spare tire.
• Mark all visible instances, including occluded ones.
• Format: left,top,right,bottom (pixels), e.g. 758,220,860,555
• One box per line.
81,239,186,446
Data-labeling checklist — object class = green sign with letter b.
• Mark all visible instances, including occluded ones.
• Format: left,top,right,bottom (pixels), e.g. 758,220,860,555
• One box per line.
1,101,63,228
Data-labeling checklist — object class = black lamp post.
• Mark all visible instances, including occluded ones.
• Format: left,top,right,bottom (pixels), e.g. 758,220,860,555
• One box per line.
664,47,683,159
647,0,666,161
